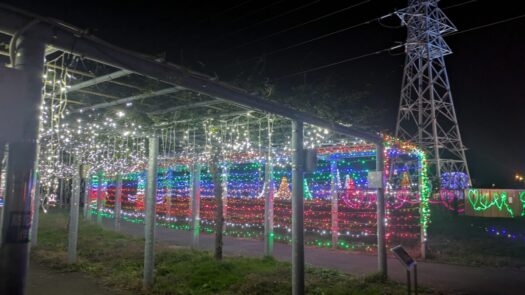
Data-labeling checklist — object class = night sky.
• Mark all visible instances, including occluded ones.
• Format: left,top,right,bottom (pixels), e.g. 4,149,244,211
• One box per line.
2,0,524,187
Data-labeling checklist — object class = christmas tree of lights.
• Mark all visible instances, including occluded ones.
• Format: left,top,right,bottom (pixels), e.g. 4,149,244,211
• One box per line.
276,176,291,199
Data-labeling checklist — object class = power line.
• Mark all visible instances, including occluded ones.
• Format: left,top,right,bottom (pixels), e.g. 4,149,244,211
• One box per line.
224,13,393,68
220,0,372,53
271,10,525,81
447,13,525,36
272,44,403,81
225,0,472,63
208,0,256,20
256,15,389,60
221,0,321,39
441,0,477,10
226,0,288,30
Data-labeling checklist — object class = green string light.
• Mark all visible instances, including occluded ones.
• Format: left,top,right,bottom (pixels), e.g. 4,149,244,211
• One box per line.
467,189,515,218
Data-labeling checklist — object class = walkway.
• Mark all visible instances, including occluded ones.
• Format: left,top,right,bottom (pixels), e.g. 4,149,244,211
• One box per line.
27,260,126,295
100,218,523,295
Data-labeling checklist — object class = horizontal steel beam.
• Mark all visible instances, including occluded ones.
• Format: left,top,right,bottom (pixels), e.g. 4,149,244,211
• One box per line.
66,69,131,93
0,4,381,143
75,87,180,113
148,99,224,115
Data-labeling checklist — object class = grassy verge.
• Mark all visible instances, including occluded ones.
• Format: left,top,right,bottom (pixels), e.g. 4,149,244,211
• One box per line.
427,206,525,268
33,210,418,295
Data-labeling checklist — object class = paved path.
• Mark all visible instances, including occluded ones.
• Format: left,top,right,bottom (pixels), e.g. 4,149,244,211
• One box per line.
100,218,524,295
27,260,125,295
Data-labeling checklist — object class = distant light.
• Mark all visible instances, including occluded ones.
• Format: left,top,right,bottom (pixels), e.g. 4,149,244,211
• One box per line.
117,111,125,118
126,102,133,107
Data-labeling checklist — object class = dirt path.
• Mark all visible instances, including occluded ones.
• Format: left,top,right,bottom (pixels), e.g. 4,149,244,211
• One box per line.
27,261,126,295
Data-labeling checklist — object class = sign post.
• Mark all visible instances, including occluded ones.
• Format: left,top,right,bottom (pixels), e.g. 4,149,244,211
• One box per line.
391,245,418,295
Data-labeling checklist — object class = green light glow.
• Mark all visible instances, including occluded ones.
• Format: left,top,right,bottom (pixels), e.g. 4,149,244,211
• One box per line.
467,189,514,217
520,192,525,217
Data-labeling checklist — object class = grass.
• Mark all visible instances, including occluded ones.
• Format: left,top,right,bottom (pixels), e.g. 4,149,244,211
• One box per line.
426,206,525,268
33,210,419,295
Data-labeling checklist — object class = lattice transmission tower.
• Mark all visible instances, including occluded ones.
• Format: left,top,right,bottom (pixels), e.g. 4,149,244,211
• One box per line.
395,0,470,188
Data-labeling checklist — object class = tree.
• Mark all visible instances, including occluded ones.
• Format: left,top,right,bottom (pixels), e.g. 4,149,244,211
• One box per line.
276,176,291,200
208,125,224,261
228,72,386,131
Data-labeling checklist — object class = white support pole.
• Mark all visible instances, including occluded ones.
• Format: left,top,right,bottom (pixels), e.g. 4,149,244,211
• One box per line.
58,178,64,208
376,143,387,277
191,162,201,248
0,33,45,294
330,161,339,249
83,176,90,220
165,169,172,220
96,170,103,224
291,120,304,295
264,158,274,257
143,136,158,290
114,172,122,231
67,164,81,264
221,166,228,230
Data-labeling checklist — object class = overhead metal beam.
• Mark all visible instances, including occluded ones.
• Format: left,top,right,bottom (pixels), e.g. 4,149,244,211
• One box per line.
75,87,180,113
0,4,381,144
148,99,224,115
76,89,120,100
65,69,131,93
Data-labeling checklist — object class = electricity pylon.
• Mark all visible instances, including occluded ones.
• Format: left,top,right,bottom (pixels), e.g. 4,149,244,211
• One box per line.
395,0,470,188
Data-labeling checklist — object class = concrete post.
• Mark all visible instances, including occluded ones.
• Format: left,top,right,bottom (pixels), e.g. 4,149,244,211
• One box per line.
191,162,201,248
291,120,304,295
96,170,103,224
68,164,81,264
143,137,158,290
0,33,45,295
330,161,339,248
114,172,122,230
376,142,387,277
264,158,274,257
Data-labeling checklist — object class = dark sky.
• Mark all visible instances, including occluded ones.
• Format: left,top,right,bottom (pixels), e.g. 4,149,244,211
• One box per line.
2,0,525,188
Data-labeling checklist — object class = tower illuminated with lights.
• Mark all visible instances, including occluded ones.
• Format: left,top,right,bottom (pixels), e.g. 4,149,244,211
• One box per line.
395,0,470,187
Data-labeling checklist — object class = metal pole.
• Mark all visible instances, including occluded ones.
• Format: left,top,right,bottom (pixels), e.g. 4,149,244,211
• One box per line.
414,264,418,295
30,172,40,247
264,159,274,257
67,164,81,264
291,120,304,295
406,269,411,295
83,176,90,220
222,166,228,232
114,172,122,231
419,147,427,259
96,170,103,224
330,161,338,249
0,33,45,295
165,169,172,220
58,178,64,208
376,142,387,277
0,144,7,245
30,116,42,248
191,162,201,249
143,136,158,290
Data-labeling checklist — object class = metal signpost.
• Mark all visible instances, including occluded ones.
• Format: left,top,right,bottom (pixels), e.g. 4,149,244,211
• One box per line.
391,245,418,295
